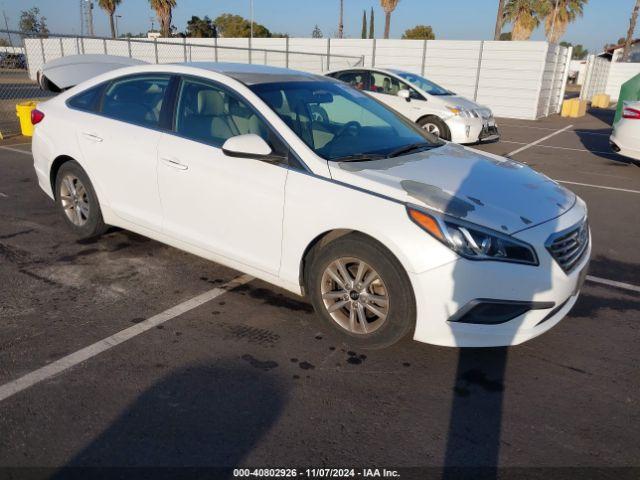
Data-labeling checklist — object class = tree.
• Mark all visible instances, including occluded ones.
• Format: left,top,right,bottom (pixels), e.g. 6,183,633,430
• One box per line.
494,0,506,40
401,25,435,40
369,7,375,38
19,7,49,36
186,16,217,38
214,13,272,38
560,41,588,59
98,0,122,38
149,0,176,38
337,0,344,39
541,0,587,44
361,10,367,39
312,25,323,38
500,31,512,40
503,0,543,40
380,0,400,39
623,0,640,61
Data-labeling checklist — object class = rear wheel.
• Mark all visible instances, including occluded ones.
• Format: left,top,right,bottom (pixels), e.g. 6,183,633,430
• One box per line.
418,115,451,141
54,161,107,240
307,234,416,349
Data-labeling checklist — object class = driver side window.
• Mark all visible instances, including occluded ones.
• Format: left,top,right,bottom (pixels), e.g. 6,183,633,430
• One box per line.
174,77,273,149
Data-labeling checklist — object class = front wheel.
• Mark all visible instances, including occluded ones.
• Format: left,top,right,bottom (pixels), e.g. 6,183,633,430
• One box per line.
54,161,108,240
417,116,451,141
307,234,416,349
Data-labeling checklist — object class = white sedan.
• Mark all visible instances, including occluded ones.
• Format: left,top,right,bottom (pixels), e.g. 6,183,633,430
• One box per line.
327,67,499,144
610,101,640,164
31,62,590,348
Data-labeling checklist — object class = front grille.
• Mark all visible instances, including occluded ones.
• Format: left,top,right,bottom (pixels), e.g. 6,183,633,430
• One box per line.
546,219,589,273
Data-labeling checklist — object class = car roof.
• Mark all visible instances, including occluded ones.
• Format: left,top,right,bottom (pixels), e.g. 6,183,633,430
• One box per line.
179,62,326,85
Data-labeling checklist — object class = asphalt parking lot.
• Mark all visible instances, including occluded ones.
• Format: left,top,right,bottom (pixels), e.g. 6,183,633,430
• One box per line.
0,107,638,475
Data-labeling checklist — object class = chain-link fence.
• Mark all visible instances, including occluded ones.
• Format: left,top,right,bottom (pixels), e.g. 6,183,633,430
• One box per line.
0,29,364,136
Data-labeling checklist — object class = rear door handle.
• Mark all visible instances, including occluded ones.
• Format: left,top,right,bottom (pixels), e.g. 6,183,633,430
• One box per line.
82,132,103,142
160,157,188,170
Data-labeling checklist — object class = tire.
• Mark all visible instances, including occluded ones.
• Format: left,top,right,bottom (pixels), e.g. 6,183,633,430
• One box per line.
54,161,108,240
418,115,451,141
306,233,416,349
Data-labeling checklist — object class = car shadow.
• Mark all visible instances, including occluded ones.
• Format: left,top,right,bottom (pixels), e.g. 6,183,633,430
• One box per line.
575,108,633,165
441,155,560,477
50,362,287,478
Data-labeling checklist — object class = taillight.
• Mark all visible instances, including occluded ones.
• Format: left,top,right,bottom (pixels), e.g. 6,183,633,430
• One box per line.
31,109,45,125
623,106,640,119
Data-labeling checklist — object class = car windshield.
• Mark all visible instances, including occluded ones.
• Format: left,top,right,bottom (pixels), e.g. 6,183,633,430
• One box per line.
393,72,452,96
251,80,442,161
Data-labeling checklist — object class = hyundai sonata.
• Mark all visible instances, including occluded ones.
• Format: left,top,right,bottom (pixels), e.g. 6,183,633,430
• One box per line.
31,62,590,348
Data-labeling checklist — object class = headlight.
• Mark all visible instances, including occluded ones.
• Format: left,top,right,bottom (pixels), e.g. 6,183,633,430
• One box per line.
407,206,538,265
446,105,469,117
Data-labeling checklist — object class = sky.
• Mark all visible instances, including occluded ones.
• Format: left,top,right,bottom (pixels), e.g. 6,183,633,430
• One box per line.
1,0,635,53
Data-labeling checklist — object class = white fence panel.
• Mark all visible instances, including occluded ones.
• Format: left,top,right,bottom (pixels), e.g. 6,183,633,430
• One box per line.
22,35,573,120
579,55,611,101
606,62,640,101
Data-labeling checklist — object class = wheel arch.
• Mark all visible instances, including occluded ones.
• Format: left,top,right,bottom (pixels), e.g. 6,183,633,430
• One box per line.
49,154,76,195
298,228,410,296
416,114,451,140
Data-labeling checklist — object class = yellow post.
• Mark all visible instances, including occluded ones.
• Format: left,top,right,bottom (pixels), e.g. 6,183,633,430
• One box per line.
15,101,38,137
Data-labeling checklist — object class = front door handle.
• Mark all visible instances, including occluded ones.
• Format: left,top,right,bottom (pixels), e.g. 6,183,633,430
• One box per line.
82,132,103,143
160,157,188,170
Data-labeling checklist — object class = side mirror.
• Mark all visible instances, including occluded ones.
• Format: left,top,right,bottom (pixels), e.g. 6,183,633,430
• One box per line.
397,89,411,102
222,134,282,162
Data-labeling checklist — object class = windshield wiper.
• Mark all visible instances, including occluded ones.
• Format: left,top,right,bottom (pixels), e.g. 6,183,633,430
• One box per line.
387,142,436,158
331,153,387,162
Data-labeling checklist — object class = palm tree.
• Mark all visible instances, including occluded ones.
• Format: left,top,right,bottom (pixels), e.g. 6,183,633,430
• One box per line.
494,0,506,40
380,0,400,39
503,0,542,40
543,0,587,44
622,0,640,61
98,0,122,38
149,0,176,38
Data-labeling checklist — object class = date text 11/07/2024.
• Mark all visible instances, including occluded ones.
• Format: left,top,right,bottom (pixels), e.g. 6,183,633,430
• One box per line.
232,468,401,478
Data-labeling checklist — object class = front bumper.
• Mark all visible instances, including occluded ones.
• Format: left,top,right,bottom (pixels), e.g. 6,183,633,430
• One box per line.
447,116,500,144
409,202,590,347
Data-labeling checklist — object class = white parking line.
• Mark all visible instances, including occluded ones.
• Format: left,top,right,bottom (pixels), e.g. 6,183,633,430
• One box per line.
500,123,611,136
0,273,254,403
587,275,640,293
500,140,622,157
0,145,32,155
557,180,640,195
506,125,574,157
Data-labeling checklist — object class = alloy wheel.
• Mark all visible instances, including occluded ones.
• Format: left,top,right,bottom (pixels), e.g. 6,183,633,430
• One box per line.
59,174,90,226
422,122,441,137
320,257,389,335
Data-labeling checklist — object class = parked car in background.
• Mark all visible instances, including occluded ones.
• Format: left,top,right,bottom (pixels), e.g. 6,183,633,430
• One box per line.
0,53,27,69
610,102,640,165
326,67,499,144
31,61,589,349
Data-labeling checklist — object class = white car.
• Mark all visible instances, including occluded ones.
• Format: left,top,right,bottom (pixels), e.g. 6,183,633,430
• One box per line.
610,101,640,164
31,61,590,349
327,67,499,144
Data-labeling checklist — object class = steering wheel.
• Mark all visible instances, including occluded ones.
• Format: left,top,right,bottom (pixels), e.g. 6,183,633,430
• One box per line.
335,121,362,138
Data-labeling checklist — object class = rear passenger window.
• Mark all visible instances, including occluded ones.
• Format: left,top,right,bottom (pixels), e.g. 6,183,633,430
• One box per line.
67,84,103,112
175,77,271,147
101,75,170,128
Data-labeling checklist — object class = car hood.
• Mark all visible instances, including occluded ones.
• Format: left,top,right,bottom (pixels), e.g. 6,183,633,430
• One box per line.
330,143,576,234
443,96,484,111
